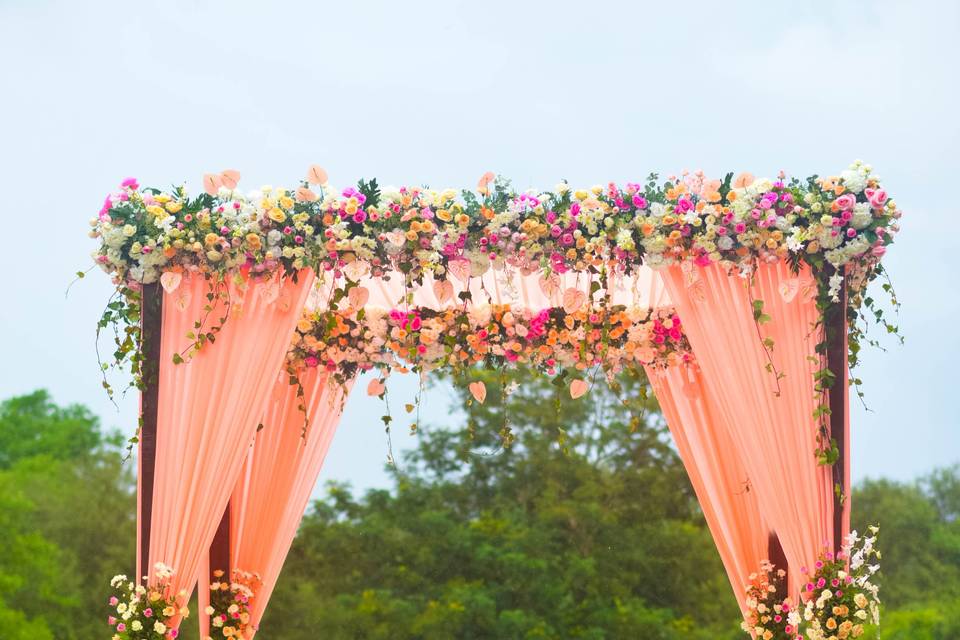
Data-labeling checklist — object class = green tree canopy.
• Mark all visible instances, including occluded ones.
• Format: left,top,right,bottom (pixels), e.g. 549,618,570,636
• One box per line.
262,370,742,639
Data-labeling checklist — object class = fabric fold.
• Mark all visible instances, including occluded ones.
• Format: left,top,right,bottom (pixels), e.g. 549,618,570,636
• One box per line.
198,368,353,638
138,270,315,630
645,361,768,614
661,261,847,595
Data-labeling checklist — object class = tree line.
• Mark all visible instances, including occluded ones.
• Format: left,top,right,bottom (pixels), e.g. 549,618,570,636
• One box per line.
0,377,957,638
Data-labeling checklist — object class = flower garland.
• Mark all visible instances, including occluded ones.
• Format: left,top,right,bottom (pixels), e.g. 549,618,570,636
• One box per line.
203,569,260,640
107,563,188,639
289,304,691,384
89,163,898,292
88,162,900,458
741,527,881,639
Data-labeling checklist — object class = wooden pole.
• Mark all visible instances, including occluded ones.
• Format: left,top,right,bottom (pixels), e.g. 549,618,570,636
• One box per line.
209,504,232,582
768,531,789,598
139,283,163,581
826,269,848,553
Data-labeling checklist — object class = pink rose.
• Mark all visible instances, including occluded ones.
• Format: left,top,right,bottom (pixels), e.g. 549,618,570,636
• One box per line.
834,193,856,210
865,187,888,208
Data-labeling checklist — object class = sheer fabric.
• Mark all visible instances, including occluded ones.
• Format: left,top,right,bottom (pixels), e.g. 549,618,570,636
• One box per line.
198,368,352,638
661,261,846,594
646,362,768,614
138,271,314,629
309,265,672,313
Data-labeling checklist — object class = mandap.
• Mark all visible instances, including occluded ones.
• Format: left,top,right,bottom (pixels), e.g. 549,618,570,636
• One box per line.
88,161,898,639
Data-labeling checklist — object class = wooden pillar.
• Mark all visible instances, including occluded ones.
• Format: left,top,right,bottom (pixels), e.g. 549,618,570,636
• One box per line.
768,531,788,598
826,269,848,553
139,283,163,581
209,504,232,581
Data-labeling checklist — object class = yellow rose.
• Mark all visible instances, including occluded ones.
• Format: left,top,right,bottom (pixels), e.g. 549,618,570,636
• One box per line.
279,196,294,210
267,208,286,223
165,201,183,213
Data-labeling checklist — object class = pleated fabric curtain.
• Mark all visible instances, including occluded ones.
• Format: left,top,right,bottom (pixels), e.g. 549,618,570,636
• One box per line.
661,260,845,595
198,368,353,639
645,361,768,614
138,270,315,629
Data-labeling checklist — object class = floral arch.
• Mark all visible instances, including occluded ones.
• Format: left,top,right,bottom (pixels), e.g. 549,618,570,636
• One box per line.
89,161,897,639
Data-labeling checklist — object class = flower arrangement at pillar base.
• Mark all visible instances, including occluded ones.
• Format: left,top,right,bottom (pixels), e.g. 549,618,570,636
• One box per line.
741,527,881,639
801,527,881,640
742,561,802,639
204,568,261,639
107,563,188,639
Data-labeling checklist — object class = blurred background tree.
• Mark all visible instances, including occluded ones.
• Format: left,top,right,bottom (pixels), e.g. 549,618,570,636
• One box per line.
0,381,957,638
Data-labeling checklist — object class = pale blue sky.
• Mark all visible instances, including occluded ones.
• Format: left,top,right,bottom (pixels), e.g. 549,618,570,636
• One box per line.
0,0,956,495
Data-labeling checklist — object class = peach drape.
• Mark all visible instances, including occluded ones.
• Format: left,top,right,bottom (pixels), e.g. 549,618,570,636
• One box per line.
138,270,314,629
645,362,768,614
198,368,353,639
661,261,847,595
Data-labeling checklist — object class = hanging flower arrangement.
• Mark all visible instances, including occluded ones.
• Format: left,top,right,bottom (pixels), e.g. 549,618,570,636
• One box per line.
289,304,691,385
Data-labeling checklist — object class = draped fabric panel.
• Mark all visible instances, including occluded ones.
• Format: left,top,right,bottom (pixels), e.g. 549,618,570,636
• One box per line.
198,368,352,638
645,362,768,614
138,271,315,629
661,261,846,595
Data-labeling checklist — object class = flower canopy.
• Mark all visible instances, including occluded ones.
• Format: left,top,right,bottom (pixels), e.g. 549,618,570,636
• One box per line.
90,160,900,639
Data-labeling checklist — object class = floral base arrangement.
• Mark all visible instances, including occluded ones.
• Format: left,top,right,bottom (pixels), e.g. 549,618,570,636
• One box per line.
203,568,260,639
742,527,881,639
107,563,189,639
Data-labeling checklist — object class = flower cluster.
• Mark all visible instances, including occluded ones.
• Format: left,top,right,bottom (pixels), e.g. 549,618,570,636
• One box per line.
107,563,188,639
742,561,802,640
90,169,327,286
801,528,881,639
90,162,898,293
289,303,692,385
741,527,881,639
203,569,261,639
